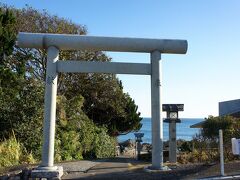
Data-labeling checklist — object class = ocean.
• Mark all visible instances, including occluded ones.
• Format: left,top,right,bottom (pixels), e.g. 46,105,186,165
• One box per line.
118,118,203,143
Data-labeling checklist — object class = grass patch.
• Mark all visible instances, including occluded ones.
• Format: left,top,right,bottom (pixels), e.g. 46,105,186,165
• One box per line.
0,134,36,169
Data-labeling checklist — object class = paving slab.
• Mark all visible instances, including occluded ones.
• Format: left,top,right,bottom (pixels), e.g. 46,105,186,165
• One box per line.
58,160,99,173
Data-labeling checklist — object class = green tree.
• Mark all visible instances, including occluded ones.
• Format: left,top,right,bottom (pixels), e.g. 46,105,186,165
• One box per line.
108,93,142,136
10,5,142,136
0,8,16,63
202,116,240,141
0,7,20,139
192,115,240,162
0,5,142,161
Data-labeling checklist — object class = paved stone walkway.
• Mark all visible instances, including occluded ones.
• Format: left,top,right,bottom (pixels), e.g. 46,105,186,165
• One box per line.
62,157,140,179
1,158,240,179
62,158,240,180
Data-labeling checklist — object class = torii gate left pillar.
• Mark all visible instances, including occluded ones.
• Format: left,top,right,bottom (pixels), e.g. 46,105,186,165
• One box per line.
17,32,188,177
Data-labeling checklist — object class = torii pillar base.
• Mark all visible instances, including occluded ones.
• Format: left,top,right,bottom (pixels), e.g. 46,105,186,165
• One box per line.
30,166,63,179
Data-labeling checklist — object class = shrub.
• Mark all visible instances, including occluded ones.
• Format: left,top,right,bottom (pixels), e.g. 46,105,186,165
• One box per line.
0,137,21,167
54,95,116,161
178,140,192,152
190,116,240,163
92,127,116,158
0,136,36,168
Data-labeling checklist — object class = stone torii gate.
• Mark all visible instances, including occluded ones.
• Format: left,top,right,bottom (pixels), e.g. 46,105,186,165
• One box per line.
17,32,187,176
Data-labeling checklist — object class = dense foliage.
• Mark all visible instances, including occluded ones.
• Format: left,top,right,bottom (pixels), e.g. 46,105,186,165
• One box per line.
0,8,16,62
55,95,116,161
201,115,240,141
0,5,142,167
179,116,240,163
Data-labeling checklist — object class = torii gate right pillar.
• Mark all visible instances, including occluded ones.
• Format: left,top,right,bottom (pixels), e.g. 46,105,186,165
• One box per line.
150,50,163,169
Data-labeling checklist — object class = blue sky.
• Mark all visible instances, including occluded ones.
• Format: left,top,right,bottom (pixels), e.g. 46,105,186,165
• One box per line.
2,0,240,118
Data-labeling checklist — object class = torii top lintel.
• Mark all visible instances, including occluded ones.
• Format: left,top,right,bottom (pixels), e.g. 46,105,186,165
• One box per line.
17,32,188,54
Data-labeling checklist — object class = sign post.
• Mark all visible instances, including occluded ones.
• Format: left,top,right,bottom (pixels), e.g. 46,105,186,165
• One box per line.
219,129,225,176
134,133,144,160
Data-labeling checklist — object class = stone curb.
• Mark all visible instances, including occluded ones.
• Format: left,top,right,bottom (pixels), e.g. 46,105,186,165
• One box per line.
198,175,240,180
